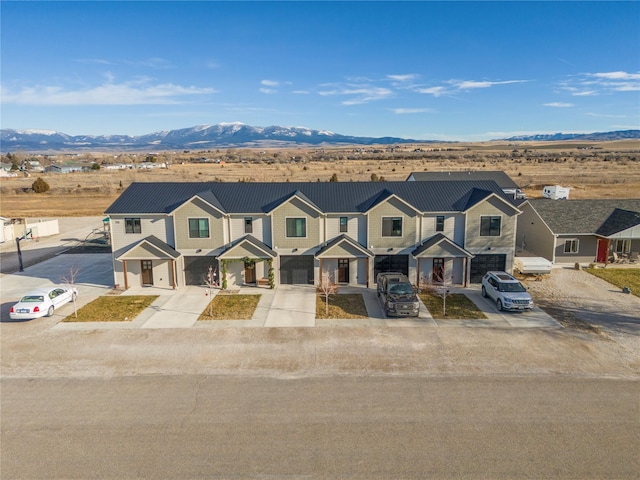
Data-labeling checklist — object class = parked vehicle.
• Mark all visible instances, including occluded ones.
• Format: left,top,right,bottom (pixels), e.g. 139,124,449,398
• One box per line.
481,271,533,312
542,185,570,200
9,286,78,320
376,272,420,317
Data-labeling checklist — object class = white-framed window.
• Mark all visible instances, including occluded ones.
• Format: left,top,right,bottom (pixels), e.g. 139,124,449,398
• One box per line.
125,218,141,234
339,216,348,233
614,239,631,254
382,217,402,237
436,215,445,232
480,216,501,236
564,239,579,254
286,217,306,238
188,218,210,238
244,217,253,234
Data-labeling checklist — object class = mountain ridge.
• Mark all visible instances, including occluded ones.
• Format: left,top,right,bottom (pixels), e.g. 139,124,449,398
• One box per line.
1,124,638,152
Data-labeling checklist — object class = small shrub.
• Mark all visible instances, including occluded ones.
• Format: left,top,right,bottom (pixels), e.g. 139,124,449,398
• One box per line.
31,177,50,193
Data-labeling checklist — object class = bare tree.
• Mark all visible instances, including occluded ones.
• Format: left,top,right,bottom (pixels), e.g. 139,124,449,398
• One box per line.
203,265,218,318
318,270,339,318
60,265,80,318
425,268,453,317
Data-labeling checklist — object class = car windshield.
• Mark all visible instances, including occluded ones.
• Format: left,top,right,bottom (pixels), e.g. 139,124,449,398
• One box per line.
389,284,414,295
499,283,526,293
21,295,44,302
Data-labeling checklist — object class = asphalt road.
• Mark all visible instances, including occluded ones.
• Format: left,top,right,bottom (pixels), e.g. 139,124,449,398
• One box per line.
2,375,638,479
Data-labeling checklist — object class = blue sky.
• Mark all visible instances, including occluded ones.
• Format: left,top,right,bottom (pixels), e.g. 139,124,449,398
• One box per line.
1,1,639,141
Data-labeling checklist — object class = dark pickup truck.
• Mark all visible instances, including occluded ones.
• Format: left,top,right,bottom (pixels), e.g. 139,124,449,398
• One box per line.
376,272,420,317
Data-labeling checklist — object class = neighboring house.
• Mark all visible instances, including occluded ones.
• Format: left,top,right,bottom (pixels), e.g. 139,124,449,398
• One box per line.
0,163,18,177
105,181,521,290
407,171,525,199
19,160,45,173
45,163,87,173
516,199,640,264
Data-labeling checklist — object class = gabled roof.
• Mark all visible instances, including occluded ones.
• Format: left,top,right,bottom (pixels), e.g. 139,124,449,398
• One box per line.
527,199,640,235
168,190,226,214
116,235,180,260
105,180,514,216
407,171,519,189
411,233,473,258
263,189,323,214
217,234,276,259
596,208,640,237
315,234,374,258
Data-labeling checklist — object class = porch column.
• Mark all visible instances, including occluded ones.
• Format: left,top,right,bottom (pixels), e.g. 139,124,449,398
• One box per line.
366,258,370,288
171,260,177,289
463,257,468,288
122,260,129,290
417,258,421,288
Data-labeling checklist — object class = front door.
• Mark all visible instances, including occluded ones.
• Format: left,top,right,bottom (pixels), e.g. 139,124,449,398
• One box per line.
432,258,445,283
338,258,349,283
596,238,609,263
141,260,154,286
244,261,256,284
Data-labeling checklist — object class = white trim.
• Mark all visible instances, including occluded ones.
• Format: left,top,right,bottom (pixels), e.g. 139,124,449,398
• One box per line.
284,216,308,239
187,217,211,239
479,214,502,237
563,238,580,254
381,216,403,238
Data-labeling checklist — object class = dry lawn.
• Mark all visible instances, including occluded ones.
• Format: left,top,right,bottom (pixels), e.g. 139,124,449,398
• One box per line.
585,268,640,297
199,294,261,320
419,292,487,320
316,293,369,319
63,295,158,322
2,140,639,217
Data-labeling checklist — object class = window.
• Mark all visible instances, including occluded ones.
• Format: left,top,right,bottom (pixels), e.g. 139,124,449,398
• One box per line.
188,218,209,238
244,217,253,234
436,215,445,232
339,216,348,233
286,218,306,237
382,217,403,237
480,216,501,236
125,218,141,234
564,239,579,253
614,239,631,253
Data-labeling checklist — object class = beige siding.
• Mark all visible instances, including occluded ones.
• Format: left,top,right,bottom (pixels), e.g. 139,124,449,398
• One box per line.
421,214,456,241
228,215,268,242
317,241,368,258
272,197,321,249
368,197,417,249
111,214,171,252
221,242,272,259
464,197,517,250
174,198,225,250
326,215,357,242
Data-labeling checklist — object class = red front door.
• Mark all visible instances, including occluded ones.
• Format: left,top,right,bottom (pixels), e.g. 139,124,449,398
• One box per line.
596,239,609,263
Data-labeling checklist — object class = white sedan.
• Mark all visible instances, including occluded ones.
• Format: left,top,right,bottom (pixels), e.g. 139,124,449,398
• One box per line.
9,286,78,320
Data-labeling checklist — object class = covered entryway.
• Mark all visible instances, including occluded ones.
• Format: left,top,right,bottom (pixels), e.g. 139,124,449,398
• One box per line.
337,259,349,283
184,256,218,286
470,254,506,283
115,235,180,290
374,254,409,279
315,234,373,286
217,235,276,287
412,233,473,287
280,255,314,284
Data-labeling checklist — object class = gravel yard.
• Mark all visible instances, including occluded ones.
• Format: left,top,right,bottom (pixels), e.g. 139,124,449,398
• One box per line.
524,266,640,342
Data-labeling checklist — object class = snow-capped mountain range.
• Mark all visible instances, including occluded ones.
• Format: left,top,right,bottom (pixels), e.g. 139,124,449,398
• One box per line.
1,123,638,152
0,123,420,152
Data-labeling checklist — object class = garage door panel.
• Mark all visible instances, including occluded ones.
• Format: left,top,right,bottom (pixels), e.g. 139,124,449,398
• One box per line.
280,256,314,285
374,255,409,279
470,254,506,283
184,257,218,286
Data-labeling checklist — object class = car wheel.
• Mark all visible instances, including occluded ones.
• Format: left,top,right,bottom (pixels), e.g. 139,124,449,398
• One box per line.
496,299,503,311
46,305,55,317
481,286,487,298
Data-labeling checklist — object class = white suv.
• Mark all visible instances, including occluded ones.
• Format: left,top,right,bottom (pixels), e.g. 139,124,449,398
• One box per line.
481,271,533,312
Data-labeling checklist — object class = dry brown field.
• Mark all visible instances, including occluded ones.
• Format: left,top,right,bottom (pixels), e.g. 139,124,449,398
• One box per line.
2,140,639,218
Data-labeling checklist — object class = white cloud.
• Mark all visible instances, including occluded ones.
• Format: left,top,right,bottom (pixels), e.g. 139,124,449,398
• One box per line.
416,86,448,97
292,90,310,94
454,79,527,90
390,108,433,114
261,80,280,87
558,71,640,95
318,82,393,105
1,78,216,105
387,74,418,82
544,102,574,108
585,112,627,118
259,87,277,94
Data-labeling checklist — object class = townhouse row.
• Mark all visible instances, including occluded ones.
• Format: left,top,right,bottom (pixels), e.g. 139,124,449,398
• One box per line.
105,180,521,289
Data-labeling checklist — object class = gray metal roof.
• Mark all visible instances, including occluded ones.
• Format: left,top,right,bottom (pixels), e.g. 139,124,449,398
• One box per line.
105,180,513,215
407,171,519,189
527,199,640,234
